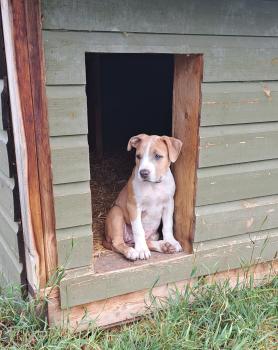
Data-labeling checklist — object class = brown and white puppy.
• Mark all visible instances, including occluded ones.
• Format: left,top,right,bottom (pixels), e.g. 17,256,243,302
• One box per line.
104,134,183,260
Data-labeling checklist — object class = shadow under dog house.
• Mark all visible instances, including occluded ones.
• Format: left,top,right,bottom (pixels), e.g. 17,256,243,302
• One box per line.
0,0,277,328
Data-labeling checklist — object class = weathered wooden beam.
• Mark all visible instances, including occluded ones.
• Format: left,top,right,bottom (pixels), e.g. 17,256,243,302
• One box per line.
59,230,278,308
48,260,278,330
1,0,57,289
172,54,203,253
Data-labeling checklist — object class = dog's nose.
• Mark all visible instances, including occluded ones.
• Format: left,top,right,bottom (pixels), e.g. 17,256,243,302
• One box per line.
140,169,150,179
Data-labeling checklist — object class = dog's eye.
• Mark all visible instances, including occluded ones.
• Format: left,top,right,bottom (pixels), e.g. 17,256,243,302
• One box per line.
155,154,163,160
136,154,142,160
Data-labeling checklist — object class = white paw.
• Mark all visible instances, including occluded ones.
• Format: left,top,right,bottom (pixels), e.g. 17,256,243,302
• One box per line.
165,239,183,252
135,242,151,260
126,247,139,261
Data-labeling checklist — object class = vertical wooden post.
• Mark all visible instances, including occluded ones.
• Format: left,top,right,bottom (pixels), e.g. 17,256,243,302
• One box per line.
1,0,57,291
172,54,203,253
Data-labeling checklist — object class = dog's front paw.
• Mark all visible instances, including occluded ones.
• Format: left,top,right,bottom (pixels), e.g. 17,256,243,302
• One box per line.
135,242,151,260
165,239,183,252
125,247,139,261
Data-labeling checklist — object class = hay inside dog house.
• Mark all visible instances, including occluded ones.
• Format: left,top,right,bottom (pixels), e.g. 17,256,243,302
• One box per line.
0,0,278,328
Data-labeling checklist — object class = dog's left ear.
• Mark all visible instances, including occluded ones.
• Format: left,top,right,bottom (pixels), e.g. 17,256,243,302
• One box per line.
127,134,147,151
161,136,183,163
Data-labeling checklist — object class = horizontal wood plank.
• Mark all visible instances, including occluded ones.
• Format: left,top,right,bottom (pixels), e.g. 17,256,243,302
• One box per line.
43,30,278,85
0,205,20,259
0,170,15,219
49,261,278,330
195,195,278,242
42,0,278,37
199,122,278,167
46,85,88,136
56,225,92,269
53,182,92,229
50,135,90,184
60,230,278,308
0,234,22,285
196,160,278,206
201,82,278,126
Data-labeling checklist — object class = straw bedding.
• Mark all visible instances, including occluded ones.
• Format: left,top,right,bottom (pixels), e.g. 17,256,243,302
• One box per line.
90,150,134,256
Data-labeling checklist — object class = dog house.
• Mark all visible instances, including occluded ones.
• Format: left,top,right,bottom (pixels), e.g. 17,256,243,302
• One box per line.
0,0,278,328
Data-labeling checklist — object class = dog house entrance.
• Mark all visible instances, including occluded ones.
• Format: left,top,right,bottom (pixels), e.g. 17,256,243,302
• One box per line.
86,53,203,267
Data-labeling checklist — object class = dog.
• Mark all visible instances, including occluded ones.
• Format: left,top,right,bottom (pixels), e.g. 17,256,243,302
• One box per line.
104,134,183,260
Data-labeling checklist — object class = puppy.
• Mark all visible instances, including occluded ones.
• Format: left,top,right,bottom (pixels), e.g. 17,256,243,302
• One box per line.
104,134,183,260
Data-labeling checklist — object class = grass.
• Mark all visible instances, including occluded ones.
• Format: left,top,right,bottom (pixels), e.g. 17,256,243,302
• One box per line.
0,274,277,350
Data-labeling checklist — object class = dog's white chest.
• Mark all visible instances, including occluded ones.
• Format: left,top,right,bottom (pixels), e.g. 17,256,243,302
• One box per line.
132,170,175,232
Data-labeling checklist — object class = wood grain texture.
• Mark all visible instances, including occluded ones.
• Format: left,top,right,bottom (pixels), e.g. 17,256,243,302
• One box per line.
53,182,92,229
1,0,46,289
196,160,278,206
1,0,58,288
59,230,278,308
199,122,278,168
195,195,278,242
24,0,57,280
46,85,88,136
50,135,90,184
201,82,278,126
48,260,278,330
172,54,203,252
41,0,278,37
56,226,92,269
51,261,278,329
43,30,278,85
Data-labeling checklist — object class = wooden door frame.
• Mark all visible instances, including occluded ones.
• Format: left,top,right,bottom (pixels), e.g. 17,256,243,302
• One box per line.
0,0,57,292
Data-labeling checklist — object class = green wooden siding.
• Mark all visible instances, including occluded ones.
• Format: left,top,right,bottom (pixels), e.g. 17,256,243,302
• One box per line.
0,79,22,285
60,230,278,308
196,160,278,206
47,86,88,136
0,129,10,177
42,0,278,37
50,136,90,184
199,123,278,167
43,31,278,85
195,195,278,242
201,82,278,126
41,0,278,278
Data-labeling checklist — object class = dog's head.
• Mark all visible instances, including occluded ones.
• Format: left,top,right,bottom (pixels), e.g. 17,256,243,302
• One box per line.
127,134,182,183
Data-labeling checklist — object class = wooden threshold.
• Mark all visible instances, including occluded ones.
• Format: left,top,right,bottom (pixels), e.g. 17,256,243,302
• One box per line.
59,230,278,309
48,259,278,330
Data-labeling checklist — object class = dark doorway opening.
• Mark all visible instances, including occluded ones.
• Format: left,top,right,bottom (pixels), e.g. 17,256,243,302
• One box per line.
85,53,174,256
